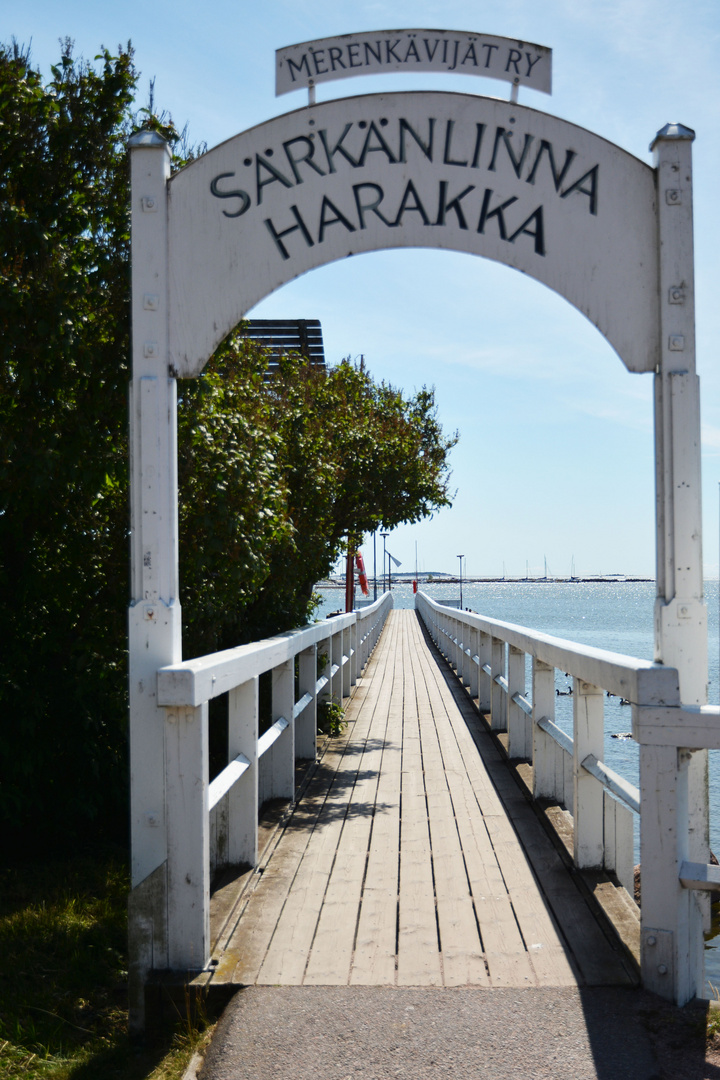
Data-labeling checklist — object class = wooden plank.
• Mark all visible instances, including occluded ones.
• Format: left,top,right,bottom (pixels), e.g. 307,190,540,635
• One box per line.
350,643,403,985
225,631,393,985
428,636,635,987
407,619,536,988
257,621,396,985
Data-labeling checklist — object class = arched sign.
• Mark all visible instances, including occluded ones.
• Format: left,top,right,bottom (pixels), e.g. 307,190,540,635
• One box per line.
167,93,658,376
127,33,708,1020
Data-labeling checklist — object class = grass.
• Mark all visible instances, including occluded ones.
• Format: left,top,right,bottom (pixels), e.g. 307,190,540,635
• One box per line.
0,849,215,1080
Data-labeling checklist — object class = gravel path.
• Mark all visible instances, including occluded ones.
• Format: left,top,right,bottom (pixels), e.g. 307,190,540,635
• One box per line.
197,985,717,1080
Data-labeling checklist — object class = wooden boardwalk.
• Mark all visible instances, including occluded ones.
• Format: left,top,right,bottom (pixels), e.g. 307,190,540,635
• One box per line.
209,610,637,989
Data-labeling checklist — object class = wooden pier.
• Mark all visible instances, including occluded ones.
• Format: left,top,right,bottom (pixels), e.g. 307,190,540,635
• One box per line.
201,610,637,991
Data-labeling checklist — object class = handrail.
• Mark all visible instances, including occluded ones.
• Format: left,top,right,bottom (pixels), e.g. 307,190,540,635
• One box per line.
415,589,648,903
156,588,393,985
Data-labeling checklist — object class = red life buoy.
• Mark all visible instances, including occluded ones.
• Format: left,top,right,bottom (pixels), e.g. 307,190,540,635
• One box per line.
413,579,418,594
355,552,370,596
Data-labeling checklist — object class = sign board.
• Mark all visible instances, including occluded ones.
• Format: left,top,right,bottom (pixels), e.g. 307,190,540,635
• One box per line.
168,91,658,377
276,31,552,97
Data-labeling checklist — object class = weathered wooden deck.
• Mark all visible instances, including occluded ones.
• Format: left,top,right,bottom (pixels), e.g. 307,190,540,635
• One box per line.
206,609,637,989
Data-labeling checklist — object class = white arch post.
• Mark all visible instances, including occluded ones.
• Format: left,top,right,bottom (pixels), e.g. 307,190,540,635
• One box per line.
640,125,709,1003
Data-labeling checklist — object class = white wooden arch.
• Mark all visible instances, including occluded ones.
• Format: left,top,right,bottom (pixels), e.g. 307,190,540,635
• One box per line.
128,89,708,1016
167,92,658,377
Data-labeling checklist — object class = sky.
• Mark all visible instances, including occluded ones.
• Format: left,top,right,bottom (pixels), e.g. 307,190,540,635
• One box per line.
10,0,720,580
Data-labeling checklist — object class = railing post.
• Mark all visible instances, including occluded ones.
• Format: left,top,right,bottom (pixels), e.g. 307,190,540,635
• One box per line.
349,618,358,686
165,704,209,972
490,637,505,732
331,627,342,702
532,659,556,800
459,618,470,687
263,659,294,802
342,625,352,698
469,624,479,701
318,633,332,706
478,631,491,714
226,676,259,866
640,744,701,1003
507,646,527,759
573,680,604,868
297,644,318,759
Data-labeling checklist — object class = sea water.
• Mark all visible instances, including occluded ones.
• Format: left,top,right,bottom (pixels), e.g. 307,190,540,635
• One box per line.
315,578,720,987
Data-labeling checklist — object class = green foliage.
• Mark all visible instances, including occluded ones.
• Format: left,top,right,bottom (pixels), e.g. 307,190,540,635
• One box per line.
0,851,216,1079
0,40,457,844
0,41,139,844
316,699,346,738
180,338,457,651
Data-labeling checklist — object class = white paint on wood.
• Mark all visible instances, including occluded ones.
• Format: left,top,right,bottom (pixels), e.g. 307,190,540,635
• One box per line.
227,677,259,866
165,704,210,971
167,93,658,378
276,31,552,97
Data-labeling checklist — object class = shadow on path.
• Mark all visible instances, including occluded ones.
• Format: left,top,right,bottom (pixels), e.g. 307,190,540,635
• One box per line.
197,985,717,1080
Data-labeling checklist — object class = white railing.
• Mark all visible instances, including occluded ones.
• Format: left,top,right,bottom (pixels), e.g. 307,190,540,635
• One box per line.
154,591,393,973
415,590,720,1001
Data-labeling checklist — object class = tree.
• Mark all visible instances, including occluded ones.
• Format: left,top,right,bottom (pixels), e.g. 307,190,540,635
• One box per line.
0,41,139,843
178,338,457,655
0,41,457,846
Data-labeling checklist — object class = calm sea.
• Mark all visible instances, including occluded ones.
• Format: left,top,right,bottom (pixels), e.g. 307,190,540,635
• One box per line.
316,578,720,986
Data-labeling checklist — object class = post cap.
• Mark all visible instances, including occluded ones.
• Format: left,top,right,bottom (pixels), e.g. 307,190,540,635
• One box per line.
128,128,170,150
650,123,696,151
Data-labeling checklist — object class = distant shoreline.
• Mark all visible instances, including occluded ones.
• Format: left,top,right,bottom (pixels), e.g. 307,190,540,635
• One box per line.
316,576,654,588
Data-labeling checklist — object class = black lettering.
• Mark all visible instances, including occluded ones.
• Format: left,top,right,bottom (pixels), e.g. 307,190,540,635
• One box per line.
525,52,542,77
328,46,346,71
364,41,382,64
209,173,251,218
443,120,468,167
386,39,402,63
357,121,398,167
477,189,519,239
319,124,360,172
561,165,598,215
318,195,356,242
482,43,499,68
405,39,421,62
448,41,459,71
461,43,478,67
264,205,314,259
399,118,435,162
348,43,362,68
436,181,475,229
488,128,534,177
353,182,395,227
423,38,440,61
471,123,486,168
255,154,293,204
394,180,430,226
312,49,328,75
505,48,522,74
526,140,576,190
282,136,326,183
442,40,449,63
509,206,545,255
287,54,311,83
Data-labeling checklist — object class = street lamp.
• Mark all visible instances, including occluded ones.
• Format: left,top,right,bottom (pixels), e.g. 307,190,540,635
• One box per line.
457,554,464,609
380,531,389,593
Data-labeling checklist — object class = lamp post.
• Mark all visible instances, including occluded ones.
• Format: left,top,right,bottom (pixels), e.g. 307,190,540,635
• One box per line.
380,531,389,593
457,554,464,609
